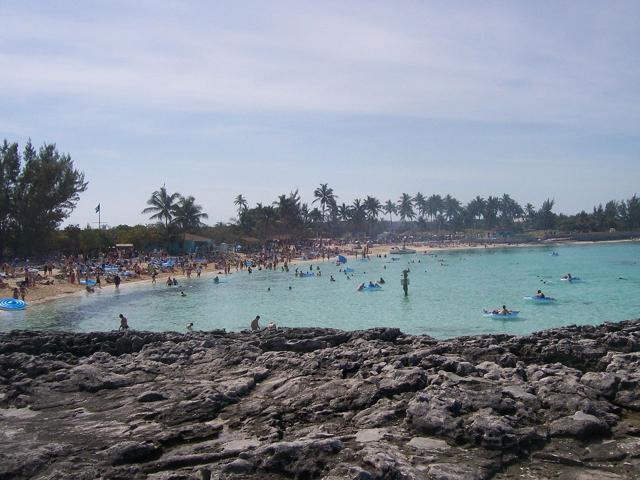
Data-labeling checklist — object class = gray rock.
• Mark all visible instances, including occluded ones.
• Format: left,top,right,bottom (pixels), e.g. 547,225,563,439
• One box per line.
407,436,451,452
549,411,611,439
427,462,485,480
1,320,640,479
105,441,161,465
137,391,167,402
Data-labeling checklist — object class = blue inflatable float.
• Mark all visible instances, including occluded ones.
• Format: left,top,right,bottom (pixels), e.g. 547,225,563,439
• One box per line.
483,310,520,319
523,296,556,302
0,298,27,311
336,255,347,264
344,267,355,273
79,279,97,286
360,285,382,292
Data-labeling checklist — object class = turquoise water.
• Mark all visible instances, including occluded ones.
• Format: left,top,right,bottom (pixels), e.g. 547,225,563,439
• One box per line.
1,243,639,338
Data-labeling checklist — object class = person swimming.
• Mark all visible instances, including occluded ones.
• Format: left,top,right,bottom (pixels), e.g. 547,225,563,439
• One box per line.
357,283,365,291
180,291,187,297
214,276,220,284
378,277,385,284
536,290,545,298
330,275,335,282
186,322,193,332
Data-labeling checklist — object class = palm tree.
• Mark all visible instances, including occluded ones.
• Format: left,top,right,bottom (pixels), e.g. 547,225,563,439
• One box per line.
524,203,536,226
260,205,277,240
273,190,303,234
484,196,500,229
351,199,367,232
466,196,486,230
397,193,415,222
363,196,381,236
426,194,444,224
383,200,397,224
312,183,337,222
337,203,351,222
364,196,382,221
443,194,461,229
173,195,208,232
498,193,522,227
142,185,181,230
413,192,427,220
233,194,248,218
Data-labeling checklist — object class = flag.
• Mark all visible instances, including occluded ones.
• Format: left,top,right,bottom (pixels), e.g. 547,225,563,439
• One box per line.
95,204,101,213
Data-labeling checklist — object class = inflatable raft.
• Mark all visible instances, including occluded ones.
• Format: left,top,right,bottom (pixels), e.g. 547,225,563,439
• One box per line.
360,285,382,292
0,298,27,311
523,296,556,302
483,310,520,319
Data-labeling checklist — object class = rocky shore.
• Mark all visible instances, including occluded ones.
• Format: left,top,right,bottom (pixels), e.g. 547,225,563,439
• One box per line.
1,320,639,480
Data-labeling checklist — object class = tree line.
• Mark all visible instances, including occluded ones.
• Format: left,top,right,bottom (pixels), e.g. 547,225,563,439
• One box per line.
2,138,639,258
229,185,640,242
64,185,638,254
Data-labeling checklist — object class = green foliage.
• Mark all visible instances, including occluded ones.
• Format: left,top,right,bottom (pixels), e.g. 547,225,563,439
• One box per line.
141,186,181,230
1,139,87,256
141,187,207,243
536,198,557,230
397,193,415,222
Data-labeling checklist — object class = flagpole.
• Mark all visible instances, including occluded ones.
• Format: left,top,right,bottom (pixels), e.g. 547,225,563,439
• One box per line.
99,208,101,230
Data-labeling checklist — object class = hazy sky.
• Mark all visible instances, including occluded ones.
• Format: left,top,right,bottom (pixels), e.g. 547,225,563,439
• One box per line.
1,1,639,226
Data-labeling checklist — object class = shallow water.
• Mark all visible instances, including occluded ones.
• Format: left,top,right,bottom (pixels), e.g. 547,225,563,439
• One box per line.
1,243,639,338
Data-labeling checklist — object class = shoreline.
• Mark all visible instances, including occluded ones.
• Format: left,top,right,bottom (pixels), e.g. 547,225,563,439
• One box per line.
3,237,637,309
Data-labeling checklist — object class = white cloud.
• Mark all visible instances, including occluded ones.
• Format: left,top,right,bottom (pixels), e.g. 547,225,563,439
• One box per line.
1,1,638,128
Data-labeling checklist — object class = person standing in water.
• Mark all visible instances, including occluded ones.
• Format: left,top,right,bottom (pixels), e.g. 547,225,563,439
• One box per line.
401,270,409,296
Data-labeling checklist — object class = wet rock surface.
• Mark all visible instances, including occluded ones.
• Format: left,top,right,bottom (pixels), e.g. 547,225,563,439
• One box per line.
0,321,639,479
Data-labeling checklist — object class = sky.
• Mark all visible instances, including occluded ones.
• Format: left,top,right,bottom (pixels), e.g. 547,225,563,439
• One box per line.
1,0,639,227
